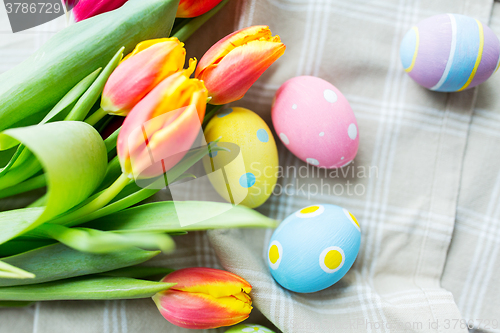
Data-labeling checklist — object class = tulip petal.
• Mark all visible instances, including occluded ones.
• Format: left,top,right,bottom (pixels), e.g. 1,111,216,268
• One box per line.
196,25,272,78
176,0,224,18
161,267,252,297
73,0,129,22
102,38,186,116
153,289,251,329
153,268,253,329
117,68,207,179
201,39,285,104
195,26,285,104
121,38,180,62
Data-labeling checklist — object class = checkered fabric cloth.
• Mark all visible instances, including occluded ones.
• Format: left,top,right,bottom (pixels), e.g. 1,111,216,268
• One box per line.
1,0,500,332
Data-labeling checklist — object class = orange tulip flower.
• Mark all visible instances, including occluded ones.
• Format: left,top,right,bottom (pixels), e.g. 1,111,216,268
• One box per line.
117,60,207,179
195,25,285,105
101,38,186,116
153,268,252,329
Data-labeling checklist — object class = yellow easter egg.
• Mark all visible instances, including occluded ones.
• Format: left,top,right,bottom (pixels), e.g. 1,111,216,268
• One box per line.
203,107,278,208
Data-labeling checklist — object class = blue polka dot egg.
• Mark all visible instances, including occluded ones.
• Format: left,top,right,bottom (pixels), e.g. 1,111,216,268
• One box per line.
203,107,278,208
268,204,361,293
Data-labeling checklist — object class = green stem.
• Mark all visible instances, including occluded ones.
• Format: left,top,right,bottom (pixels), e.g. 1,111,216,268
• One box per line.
170,18,191,37
0,175,46,199
64,188,159,227
85,107,108,126
0,145,24,177
96,156,123,192
0,156,41,191
64,48,124,121
104,127,121,153
48,173,131,226
202,105,222,128
173,0,230,41
0,261,35,279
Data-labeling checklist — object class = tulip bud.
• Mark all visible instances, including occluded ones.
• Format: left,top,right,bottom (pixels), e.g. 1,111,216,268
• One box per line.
153,268,252,329
71,0,129,22
195,25,285,105
70,0,222,21
101,38,186,117
176,0,224,18
117,60,207,179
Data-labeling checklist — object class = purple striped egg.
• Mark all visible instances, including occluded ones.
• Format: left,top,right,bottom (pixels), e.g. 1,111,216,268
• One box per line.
400,14,500,92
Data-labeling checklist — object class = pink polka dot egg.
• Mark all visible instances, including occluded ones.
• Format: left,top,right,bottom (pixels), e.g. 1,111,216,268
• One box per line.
272,76,359,168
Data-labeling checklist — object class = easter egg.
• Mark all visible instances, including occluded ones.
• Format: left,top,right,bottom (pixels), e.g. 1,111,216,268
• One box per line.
272,76,359,169
268,204,361,293
203,107,278,208
400,14,500,92
225,324,275,333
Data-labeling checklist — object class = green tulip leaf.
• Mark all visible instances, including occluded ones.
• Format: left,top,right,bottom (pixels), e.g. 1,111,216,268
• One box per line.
0,147,16,168
54,142,228,228
0,145,25,177
0,67,103,186
34,223,175,254
0,0,180,132
0,260,35,280
85,201,278,233
0,122,107,244
0,174,46,200
0,276,175,301
65,48,124,121
0,152,41,191
0,243,159,287
42,67,102,124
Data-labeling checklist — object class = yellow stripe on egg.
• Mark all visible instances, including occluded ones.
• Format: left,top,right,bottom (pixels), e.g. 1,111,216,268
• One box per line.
404,26,420,73
458,19,485,91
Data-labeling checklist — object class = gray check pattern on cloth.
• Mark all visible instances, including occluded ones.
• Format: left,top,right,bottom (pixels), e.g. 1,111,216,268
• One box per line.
1,0,500,332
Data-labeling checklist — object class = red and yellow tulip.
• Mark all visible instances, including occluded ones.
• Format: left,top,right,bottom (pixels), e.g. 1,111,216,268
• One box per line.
101,38,186,116
153,268,252,329
195,25,286,105
117,60,207,179
176,0,224,18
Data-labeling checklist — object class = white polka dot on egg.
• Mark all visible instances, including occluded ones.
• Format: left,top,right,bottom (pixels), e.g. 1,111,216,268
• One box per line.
279,133,290,145
323,89,338,103
319,132,325,137
306,158,320,166
319,246,345,274
292,104,298,109
348,123,357,140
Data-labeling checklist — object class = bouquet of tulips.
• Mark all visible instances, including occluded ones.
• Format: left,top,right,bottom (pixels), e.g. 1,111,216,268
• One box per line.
0,0,285,329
